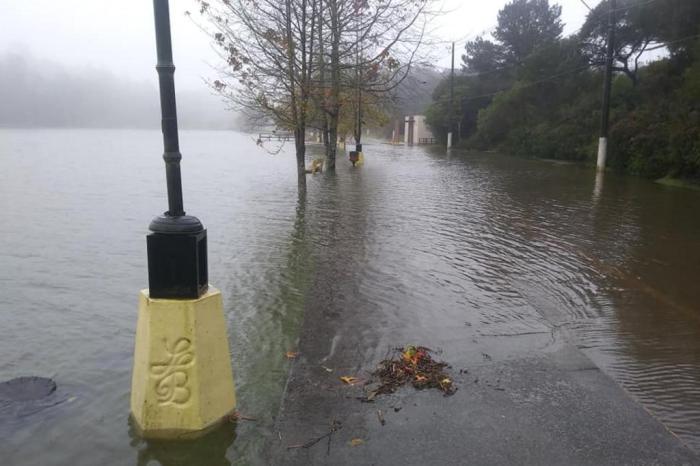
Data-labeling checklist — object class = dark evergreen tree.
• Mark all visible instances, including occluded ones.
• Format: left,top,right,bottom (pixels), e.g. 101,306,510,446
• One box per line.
494,0,563,64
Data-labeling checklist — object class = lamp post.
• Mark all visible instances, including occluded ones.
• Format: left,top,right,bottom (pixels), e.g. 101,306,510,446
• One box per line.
147,0,207,299
130,0,236,439
349,3,364,167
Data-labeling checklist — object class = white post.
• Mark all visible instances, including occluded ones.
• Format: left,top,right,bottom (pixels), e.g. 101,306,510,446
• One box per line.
447,132,453,149
596,137,607,172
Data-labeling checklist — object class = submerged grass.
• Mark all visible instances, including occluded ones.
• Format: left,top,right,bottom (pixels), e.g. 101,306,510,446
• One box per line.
655,176,700,191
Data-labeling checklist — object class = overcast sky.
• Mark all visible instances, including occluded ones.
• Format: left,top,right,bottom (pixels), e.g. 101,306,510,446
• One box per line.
431,0,590,68
1,0,593,92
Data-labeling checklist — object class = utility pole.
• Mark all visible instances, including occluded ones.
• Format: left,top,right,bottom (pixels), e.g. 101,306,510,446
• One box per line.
447,42,455,149
597,0,616,172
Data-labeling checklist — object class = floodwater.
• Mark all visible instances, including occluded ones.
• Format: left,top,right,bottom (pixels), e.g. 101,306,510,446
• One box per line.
1,129,699,465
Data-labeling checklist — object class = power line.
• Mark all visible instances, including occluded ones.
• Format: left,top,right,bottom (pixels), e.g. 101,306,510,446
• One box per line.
444,31,700,105
430,64,594,106
586,0,660,19
427,0,688,109
459,65,593,102
612,0,659,15
647,32,700,50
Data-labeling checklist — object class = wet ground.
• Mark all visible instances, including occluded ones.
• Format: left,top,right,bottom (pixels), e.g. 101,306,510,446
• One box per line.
274,342,698,465
1,129,700,464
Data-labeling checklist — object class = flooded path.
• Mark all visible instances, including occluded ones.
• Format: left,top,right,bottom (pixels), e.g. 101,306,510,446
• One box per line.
1,129,699,464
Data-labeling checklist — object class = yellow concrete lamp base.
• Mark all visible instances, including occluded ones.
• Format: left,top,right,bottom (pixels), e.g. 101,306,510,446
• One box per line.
130,287,236,439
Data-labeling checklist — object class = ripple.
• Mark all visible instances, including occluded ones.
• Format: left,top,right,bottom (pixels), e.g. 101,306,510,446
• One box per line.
2,131,700,461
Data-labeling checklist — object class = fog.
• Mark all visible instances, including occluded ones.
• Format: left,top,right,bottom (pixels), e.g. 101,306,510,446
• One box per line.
0,0,590,130
0,51,234,130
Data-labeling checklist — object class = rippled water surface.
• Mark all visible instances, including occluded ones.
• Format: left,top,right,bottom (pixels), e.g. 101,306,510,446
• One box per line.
1,129,699,464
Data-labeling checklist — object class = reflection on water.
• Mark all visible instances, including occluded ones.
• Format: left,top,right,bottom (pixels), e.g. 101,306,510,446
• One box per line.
1,129,700,463
475,156,700,450
131,422,237,466
593,170,604,202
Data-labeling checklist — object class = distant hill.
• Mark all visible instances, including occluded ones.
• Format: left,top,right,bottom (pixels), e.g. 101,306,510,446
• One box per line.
393,66,444,116
0,52,235,130
374,65,444,138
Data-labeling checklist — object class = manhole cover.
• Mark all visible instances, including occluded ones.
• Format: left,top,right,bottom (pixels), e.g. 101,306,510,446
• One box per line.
0,377,56,402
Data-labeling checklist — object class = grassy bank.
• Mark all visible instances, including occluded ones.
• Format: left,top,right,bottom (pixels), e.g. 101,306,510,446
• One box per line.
655,176,700,191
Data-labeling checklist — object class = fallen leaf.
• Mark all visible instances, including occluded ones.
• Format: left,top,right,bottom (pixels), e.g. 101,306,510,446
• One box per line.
402,346,417,364
340,376,359,385
321,365,333,373
350,438,364,447
285,351,299,359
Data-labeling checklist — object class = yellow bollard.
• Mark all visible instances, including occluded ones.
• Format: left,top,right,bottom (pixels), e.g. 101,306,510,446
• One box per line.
130,287,236,439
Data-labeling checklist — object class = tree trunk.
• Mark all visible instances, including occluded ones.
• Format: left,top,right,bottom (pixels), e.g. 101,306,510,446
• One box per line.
322,119,330,157
325,0,341,171
295,127,306,180
317,0,330,159
328,113,339,168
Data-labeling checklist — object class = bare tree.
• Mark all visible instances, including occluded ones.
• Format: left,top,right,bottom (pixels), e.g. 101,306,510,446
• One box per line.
321,0,431,168
194,0,432,175
193,0,319,181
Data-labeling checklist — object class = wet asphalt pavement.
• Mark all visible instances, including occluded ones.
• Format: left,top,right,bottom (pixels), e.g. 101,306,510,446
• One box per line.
269,260,698,465
266,149,700,465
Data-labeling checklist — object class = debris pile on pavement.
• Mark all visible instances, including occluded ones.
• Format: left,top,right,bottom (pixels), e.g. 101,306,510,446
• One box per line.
369,346,456,398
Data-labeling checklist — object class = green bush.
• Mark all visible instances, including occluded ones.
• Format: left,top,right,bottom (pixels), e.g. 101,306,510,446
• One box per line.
436,4,700,183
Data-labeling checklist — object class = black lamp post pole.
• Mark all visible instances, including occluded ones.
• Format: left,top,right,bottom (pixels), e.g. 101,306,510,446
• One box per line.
154,0,184,217
147,0,208,300
355,7,362,155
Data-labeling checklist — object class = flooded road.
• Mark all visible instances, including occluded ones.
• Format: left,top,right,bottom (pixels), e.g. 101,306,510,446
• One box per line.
1,129,699,464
